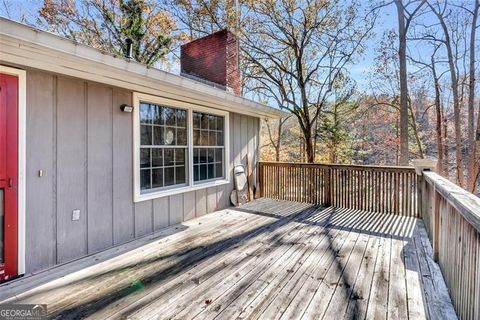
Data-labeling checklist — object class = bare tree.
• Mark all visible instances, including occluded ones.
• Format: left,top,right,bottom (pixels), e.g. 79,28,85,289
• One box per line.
466,0,479,192
264,117,291,162
393,0,426,165
241,0,375,163
428,0,466,186
369,30,427,164
409,43,448,174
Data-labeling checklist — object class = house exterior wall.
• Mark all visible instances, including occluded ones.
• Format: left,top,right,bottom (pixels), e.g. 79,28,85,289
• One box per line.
24,69,259,274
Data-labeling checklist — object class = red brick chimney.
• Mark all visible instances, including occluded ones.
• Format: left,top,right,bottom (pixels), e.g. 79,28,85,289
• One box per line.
180,29,241,95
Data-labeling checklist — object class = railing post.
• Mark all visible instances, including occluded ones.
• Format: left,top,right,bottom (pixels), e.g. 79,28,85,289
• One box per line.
414,172,427,220
432,189,441,262
413,159,439,260
258,162,264,198
325,167,332,207
412,159,437,218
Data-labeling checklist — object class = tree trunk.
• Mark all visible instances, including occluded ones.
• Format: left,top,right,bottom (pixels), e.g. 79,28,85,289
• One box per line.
395,0,410,165
275,119,283,162
435,9,465,187
304,128,315,163
474,100,480,192
409,105,424,159
433,70,444,175
469,102,480,193
467,0,479,192
265,119,282,162
443,107,449,174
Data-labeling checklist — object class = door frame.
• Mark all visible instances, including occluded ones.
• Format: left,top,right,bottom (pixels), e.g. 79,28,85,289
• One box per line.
0,66,26,276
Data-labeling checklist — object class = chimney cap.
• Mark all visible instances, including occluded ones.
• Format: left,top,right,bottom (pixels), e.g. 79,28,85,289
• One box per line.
180,29,232,48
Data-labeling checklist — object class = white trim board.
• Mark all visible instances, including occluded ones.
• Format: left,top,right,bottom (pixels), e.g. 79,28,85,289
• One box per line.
0,65,26,275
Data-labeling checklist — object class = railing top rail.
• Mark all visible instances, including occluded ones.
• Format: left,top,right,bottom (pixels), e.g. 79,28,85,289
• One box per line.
259,161,415,172
424,171,480,233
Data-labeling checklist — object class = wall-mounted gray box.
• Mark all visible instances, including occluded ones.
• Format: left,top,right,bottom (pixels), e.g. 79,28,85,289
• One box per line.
72,209,80,221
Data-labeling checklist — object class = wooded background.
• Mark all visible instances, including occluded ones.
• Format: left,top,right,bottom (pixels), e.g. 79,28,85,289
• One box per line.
1,0,479,194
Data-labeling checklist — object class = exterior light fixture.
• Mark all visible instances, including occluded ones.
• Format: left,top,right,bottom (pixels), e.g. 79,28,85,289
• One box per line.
120,104,134,113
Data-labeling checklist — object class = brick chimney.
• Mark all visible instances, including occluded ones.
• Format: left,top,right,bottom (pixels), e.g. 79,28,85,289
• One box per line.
180,29,241,95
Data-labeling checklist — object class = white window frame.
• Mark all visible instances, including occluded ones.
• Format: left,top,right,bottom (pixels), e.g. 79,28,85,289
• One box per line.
133,92,230,202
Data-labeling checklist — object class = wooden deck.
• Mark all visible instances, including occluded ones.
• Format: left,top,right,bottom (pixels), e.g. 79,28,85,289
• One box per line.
0,198,456,319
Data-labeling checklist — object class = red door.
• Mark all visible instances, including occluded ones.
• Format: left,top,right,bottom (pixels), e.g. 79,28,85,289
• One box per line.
0,73,18,281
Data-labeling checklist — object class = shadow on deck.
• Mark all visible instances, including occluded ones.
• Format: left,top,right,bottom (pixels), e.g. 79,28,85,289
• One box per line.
0,198,456,319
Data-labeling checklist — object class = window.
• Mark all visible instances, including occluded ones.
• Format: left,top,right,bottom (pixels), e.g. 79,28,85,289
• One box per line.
134,93,230,201
193,112,225,182
139,103,188,191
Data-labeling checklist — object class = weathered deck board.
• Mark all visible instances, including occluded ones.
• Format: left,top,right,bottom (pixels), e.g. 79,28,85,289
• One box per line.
0,199,456,319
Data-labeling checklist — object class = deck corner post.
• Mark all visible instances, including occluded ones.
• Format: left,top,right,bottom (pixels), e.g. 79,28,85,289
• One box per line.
412,159,437,219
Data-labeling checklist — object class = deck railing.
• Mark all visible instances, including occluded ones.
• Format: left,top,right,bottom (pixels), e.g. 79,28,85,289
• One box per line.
258,162,420,217
420,172,480,320
257,161,480,319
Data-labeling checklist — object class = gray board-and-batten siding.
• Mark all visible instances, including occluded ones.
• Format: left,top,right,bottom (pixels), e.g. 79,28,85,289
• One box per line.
25,68,259,274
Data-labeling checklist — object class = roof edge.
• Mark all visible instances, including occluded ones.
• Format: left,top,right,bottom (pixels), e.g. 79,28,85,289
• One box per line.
0,18,288,119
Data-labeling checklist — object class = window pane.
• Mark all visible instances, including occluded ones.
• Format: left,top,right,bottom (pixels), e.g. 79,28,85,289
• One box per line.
164,167,175,186
175,149,185,166
207,148,215,163
216,116,224,130
215,149,223,162
140,103,151,124
193,148,200,164
200,130,208,146
141,125,152,145
194,165,199,181
176,166,186,184
191,112,225,183
208,115,216,130
177,128,186,145
140,148,150,168
164,148,174,166
152,105,163,125
208,131,216,145
140,169,151,190
153,126,164,145
199,148,207,163
152,149,163,167
217,132,224,146
200,114,208,129
207,164,215,179
152,168,163,188
165,108,176,126
199,164,207,180
215,163,223,178
165,127,175,145
193,113,201,129
193,129,200,145
177,110,186,128
139,103,190,192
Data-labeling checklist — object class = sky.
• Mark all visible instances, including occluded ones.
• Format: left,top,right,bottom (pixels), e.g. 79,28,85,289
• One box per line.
350,4,399,90
0,0,464,93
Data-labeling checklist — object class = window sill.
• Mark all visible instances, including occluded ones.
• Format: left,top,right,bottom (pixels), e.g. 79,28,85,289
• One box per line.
134,179,230,202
